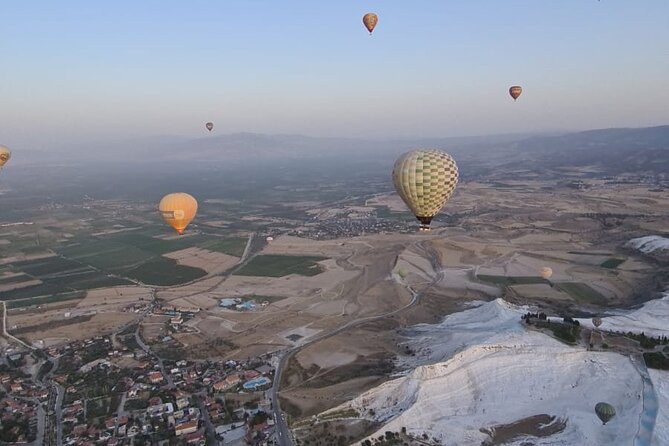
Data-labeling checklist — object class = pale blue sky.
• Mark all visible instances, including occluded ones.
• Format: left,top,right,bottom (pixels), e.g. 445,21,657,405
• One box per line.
1,1,668,148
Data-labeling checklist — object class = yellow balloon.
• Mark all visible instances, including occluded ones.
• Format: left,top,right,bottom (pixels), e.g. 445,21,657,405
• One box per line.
392,149,459,230
0,145,11,169
540,267,553,279
159,193,198,235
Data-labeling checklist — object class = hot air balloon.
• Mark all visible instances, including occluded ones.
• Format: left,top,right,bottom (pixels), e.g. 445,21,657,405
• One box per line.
540,267,553,280
206,122,214,132
363,13,378,34
0,145,11,170
159,193,198,235
595,402,616,425
509,86,523,101
592,317,602,328
392,149,459,231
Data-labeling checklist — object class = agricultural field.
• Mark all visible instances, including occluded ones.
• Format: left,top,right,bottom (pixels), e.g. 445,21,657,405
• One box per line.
0,255,133,301
235,255,328,277
6,291,86,309
476,275,547,286
0,230,247,299
601,258,626,269
555,282,608,305
123,257,207,286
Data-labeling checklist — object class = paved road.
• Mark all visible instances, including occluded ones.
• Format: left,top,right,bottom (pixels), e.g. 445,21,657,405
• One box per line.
195,392,219,446
271,240,443,446
134,327,175,389
1,301,36,350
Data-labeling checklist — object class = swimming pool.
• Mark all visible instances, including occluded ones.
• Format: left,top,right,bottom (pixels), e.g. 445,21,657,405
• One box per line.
243,376,271,390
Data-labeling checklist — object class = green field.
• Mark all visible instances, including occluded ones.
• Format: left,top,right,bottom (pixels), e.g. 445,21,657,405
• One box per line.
7,291,86,309
555,282,608,305
1,255,134,301
199,238,247,257
476,275,547,285
59,239,154,270
235,255,327,277
0,274,34,286
10,256,89,277
601,258,626,269
123,258,207,286
0,283,62,301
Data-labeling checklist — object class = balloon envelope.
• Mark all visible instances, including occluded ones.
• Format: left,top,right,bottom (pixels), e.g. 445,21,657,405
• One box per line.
595,402,616,425
159,193,198,235
0,145,11,169
592,317,602,328
363,13,378,34
541,267,553,280
509,86,523,101
392,149,459,230
206,122,214,132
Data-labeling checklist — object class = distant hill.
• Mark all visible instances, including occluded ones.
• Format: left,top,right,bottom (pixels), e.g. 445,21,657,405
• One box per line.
511,125,669,175
18,125,669,177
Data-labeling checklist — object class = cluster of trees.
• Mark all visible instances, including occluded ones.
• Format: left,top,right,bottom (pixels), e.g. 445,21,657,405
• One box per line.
562,316,581,326
521,312,547,322
619,331,669,349
0,417,33,443
360,428,440,446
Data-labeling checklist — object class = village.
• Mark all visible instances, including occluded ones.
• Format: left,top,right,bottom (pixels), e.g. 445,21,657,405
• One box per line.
1,309,279,446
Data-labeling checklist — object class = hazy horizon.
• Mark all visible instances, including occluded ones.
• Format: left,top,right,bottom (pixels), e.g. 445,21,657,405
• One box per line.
2,1,669,151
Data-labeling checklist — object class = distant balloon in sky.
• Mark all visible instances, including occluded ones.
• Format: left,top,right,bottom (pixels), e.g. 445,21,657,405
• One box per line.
0,145,11,170
206,122,214,132
592,317,602,328
159,193,198,236
509,86,523,101
595,402,616,425
540,267,553,280
392,149,459,231
363,13,378,34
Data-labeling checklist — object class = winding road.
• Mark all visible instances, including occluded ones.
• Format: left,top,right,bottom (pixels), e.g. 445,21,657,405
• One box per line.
270,240,443,446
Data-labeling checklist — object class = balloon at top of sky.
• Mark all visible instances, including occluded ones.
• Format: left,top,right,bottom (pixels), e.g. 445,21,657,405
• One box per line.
363,13,378,34
392,149,459,231
509,86,523,101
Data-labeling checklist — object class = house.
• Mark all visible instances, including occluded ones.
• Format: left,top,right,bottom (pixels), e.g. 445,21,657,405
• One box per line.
225,373,241,387
175,420,198,436
176,397,190,410
148,371,164,384
255,364,272,375
184,430,205,444
243,370,260,380
212,380,228,392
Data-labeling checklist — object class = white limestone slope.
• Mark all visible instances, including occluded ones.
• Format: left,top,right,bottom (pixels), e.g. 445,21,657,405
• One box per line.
627,236,669,254
577,290,669,338
325,299,664,445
